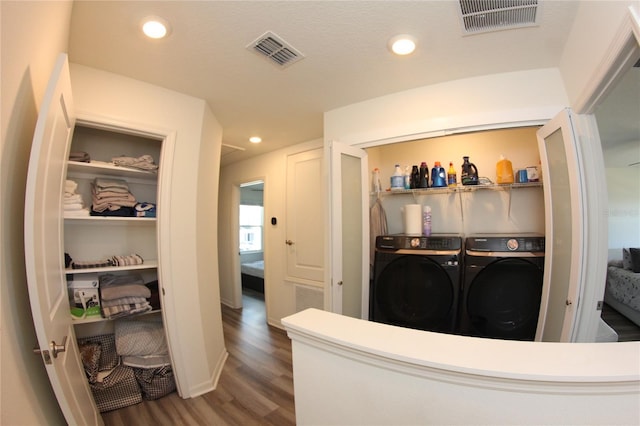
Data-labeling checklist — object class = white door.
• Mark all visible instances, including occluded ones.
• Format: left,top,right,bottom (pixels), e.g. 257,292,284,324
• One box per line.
24,54,102,425
286,149,324,282
328,140,369,318
535,108,584,342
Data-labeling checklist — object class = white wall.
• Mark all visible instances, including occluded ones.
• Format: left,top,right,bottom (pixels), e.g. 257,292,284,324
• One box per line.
284,308,640,426
367,127,545,235
324,68,568,147
0,2,72,425
559,1,638,109
218,139,322,327
69,63,227,398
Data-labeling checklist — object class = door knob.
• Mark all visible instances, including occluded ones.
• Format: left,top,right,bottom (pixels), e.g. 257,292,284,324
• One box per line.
51,336,67,358
285,240,294,245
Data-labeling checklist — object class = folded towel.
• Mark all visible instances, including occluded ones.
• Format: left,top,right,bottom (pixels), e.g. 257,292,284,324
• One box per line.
65,180,78,195
101,301,152,319
69,151,90,162
112,154,159,171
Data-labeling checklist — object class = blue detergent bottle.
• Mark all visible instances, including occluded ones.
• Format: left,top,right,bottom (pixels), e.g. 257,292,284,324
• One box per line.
431,161,447,187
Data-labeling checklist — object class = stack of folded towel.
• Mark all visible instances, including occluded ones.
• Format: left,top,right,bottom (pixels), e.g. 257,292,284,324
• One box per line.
64,179,90,217
112,155,159,172
69,151,91,163
100,274,152,319
91,178,137,216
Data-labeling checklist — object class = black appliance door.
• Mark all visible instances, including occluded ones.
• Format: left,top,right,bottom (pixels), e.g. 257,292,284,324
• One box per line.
466,258,543,340
374,254,454,332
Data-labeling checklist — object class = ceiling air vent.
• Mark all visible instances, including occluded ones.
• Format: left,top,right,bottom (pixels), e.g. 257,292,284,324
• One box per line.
458,0,540,35
247,31,304,68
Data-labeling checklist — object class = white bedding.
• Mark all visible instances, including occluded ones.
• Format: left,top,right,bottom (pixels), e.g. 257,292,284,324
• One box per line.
241,260,264,279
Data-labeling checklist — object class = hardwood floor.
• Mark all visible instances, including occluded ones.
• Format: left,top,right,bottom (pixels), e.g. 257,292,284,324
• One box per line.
102,290,295,426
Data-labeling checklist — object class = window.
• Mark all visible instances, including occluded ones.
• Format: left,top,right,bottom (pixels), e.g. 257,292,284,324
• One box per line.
239,204,263,252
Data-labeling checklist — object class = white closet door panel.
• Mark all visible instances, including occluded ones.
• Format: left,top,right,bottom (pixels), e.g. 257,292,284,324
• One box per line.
24,53,102,425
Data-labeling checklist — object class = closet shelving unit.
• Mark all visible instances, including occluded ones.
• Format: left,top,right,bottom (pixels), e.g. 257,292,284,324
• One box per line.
372,182,543,222
65,124,163,328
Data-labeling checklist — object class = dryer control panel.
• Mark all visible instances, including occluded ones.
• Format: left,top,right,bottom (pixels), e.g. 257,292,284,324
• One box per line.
466,234,545,253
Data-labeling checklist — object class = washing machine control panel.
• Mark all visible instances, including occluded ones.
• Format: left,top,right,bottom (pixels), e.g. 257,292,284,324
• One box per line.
377,235,462,251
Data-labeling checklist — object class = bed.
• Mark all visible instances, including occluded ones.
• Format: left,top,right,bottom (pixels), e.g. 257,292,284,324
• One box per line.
241,260,264,293
604,249,640,327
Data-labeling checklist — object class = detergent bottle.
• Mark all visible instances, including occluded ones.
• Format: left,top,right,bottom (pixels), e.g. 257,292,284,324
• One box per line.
447,162,457,187
496,155,514,184
461,156,478,185
390,164,404,191
431,161,447,187
418,162,429,188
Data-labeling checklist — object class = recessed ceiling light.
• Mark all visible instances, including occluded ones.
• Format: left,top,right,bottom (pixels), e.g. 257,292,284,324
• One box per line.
249,136,262,144
142,16,170,39
388,34,417,55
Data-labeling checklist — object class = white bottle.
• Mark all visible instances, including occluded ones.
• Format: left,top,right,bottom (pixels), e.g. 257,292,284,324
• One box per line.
423,205,432,236
404,166,411,189
372,168,381,192
390,164,404,191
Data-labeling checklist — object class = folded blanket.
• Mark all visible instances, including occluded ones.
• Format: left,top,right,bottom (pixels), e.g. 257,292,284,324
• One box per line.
115,317,168,356
101,296,148,308
72,259,112,269
100,284,150,301
112,154,159,171
93,177,130,192
65,179,78,195
102,301,152,319
69,151,90,162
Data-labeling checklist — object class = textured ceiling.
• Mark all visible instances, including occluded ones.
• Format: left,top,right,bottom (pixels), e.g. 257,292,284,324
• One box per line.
67,1,634,166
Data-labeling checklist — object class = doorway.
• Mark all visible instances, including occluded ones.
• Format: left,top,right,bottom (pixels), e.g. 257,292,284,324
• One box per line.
238,180,266,311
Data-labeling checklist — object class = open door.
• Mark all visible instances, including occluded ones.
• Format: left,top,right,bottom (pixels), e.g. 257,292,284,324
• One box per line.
328,140,369,318
535,108,585,342
24,54,102,425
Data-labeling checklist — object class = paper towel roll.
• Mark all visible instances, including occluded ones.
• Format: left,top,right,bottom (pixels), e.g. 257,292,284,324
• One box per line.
403,204,422,235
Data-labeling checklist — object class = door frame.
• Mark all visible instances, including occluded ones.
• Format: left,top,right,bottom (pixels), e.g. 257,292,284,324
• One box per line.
232,178,267,310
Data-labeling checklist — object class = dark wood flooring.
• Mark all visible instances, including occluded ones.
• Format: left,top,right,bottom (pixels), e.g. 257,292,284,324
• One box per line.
600,302,640,342
102,290,295,425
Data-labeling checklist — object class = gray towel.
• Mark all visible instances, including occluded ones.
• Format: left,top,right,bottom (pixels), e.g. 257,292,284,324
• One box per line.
369,198,388,270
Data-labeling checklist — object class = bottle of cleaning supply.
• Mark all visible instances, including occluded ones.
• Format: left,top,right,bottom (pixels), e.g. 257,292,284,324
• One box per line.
496,154,514,184
418,162,429,188
390,164,404,191
423,205,432,236
410,165,419,189
372,168,381,192
461,156,479,186
404,166,411,190
447,162,457,187
431,161,446,187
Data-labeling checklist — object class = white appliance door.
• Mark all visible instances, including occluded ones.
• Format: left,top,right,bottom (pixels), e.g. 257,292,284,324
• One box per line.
24,53,102,425
535,108,584,342
328,140,369,318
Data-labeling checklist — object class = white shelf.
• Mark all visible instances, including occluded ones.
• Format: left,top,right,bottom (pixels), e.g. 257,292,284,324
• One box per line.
64,215,156,223
372,182,542,197
72,309,161,325
67,160,157,182
65,260,158,275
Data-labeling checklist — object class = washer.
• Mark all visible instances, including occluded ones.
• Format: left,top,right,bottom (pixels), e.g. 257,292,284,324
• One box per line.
460,234,545,341
370,234,462,334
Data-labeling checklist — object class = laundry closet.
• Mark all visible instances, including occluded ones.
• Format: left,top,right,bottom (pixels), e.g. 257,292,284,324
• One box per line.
367,126,547,340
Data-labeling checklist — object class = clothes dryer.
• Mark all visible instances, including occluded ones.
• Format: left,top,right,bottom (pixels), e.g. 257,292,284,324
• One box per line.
460,234,545,341
370,234,462,333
